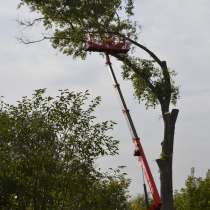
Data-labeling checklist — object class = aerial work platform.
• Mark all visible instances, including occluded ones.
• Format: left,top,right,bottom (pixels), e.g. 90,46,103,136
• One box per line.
85,33,130,54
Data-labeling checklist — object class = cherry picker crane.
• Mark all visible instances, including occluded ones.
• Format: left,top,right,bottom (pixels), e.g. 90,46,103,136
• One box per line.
85,33,161,210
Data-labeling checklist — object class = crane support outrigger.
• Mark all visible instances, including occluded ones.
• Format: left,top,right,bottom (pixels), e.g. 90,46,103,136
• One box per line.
85,34,161,210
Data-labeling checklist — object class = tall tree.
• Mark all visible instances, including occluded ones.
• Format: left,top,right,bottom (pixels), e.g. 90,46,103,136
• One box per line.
0,89,130,210
18,1,179,209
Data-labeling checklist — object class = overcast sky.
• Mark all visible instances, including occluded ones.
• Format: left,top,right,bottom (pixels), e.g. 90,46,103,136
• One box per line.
1,1,210,197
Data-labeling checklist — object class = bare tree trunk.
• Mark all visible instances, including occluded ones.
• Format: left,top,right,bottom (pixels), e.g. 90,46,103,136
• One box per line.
156,109,179,210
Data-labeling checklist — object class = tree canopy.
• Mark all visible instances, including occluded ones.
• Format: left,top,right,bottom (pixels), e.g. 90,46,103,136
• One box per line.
0,89,130,210
174,171,210,210
19,0,135,58
18,0,179,110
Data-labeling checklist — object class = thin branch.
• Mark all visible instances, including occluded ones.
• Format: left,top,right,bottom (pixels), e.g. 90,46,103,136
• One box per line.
18,34,73,45
18,36,52,44
115,11,121,25
17,17,45,27
119,33,164,68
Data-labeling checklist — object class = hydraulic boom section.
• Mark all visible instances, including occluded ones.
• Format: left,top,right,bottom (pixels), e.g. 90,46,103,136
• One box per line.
105,54,161,210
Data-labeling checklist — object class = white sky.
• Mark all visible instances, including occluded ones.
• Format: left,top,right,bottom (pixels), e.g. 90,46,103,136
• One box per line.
1,0,210,196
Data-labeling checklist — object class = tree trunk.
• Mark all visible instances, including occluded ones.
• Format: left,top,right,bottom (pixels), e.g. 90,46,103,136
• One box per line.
156,109,179,210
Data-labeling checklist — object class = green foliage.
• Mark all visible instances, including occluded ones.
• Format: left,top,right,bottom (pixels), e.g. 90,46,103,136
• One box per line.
174,171,210,210
119,55,179,109
129,194,150,210
0,89,130,210
19,0,136,58
88,169,131,210
18,0,179,110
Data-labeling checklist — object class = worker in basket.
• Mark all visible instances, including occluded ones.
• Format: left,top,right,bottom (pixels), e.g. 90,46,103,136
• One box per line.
102,35,114,46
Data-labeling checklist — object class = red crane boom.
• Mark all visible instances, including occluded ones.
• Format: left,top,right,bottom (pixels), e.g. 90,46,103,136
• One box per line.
105,54,161,210
85,34,161,210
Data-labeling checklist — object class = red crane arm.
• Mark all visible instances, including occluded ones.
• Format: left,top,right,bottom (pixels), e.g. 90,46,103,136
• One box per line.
105,54,161,210
133,138,161,210
84,34,161,209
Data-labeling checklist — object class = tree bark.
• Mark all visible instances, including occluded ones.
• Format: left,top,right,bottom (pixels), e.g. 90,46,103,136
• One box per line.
156,109,179,210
